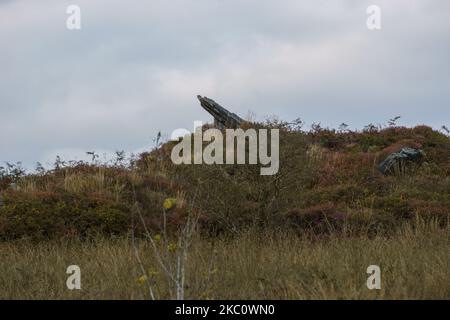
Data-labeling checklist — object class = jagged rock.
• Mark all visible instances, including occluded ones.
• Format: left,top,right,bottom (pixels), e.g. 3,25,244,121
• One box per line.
197,95,243,129
378,147,424,175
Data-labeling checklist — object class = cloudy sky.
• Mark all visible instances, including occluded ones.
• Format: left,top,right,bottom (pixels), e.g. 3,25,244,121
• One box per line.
1,0,449,168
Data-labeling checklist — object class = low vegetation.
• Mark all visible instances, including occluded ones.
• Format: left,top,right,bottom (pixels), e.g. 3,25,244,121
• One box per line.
1,222,448,299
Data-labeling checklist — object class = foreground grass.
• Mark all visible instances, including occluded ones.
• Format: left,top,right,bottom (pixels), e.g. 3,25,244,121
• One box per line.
1,221,448,300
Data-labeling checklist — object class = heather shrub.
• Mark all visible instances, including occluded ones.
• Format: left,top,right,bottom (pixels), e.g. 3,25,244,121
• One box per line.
0,191,129,241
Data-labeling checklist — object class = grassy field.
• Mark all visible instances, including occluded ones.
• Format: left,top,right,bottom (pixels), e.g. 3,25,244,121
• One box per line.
1,220,448,300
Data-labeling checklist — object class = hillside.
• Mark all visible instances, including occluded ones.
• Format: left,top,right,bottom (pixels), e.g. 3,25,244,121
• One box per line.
1,122,449,299
0,123,449,240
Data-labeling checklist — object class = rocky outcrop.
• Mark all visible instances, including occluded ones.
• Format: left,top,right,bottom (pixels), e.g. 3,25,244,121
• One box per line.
197,95,243,129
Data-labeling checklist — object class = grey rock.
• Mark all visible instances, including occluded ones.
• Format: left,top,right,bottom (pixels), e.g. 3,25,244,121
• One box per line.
378,147,424,175
197,95,243,129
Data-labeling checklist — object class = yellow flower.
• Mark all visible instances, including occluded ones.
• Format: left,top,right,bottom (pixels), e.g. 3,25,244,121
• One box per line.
163,198,177,210
167,242,177,253
137,275,148,285
153,234,161,242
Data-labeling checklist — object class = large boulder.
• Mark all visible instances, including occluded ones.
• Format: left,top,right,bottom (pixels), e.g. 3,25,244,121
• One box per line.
378,147,424,175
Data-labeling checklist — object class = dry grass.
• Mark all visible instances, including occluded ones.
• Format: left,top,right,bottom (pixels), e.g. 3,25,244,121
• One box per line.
1,221,448,300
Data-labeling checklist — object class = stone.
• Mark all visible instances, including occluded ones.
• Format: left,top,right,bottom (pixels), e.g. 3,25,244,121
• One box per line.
378,147,424,175
197,95,243,129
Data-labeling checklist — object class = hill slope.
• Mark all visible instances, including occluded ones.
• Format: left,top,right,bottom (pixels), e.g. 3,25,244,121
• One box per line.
0,124,449,240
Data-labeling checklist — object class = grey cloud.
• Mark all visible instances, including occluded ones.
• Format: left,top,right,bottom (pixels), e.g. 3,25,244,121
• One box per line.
0,0,449,168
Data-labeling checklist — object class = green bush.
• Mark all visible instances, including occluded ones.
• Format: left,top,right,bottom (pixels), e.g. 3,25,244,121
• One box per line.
0,191,129,241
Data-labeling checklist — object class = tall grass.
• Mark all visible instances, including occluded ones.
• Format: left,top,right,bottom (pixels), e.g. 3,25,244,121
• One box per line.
1,220,448,300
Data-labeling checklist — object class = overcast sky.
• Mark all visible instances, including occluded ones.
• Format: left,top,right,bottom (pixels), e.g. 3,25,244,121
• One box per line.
1,0,449,168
